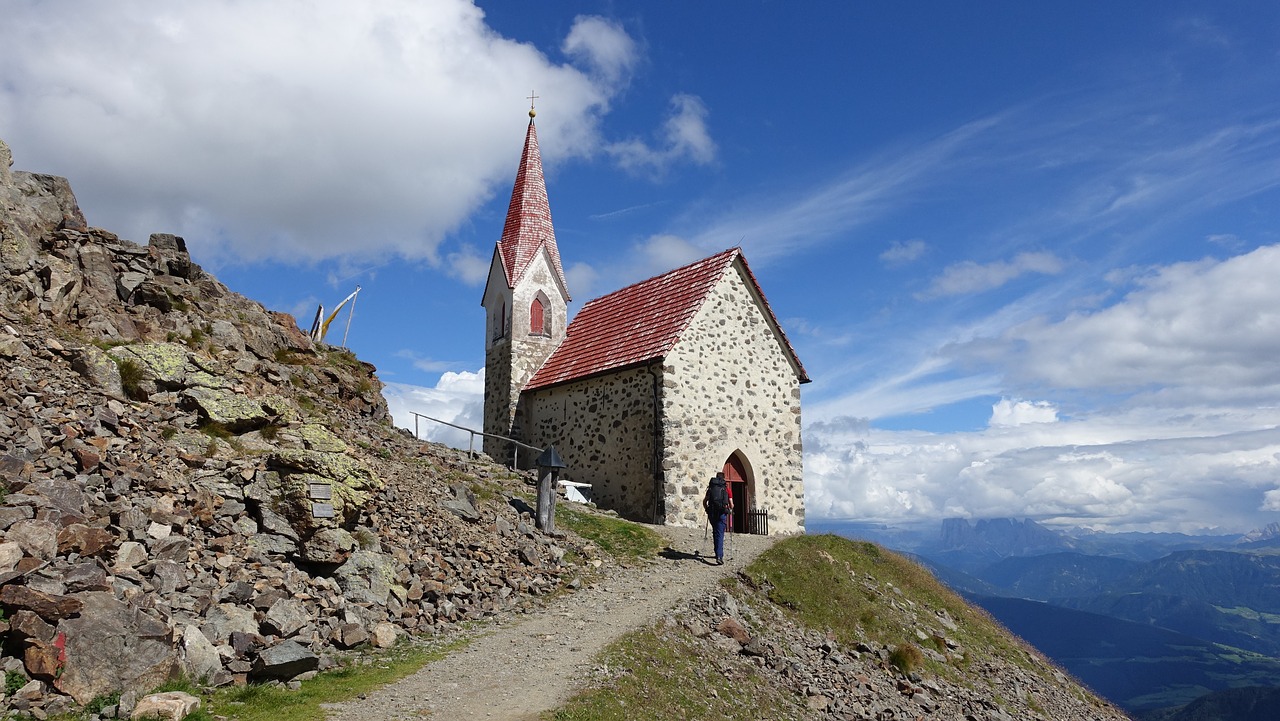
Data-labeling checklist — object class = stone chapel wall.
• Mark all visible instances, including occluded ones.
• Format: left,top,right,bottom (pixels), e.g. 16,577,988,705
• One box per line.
521,365,659,521
661,265,806,533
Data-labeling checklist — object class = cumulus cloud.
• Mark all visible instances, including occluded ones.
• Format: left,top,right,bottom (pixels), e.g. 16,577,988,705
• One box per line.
990,244,1280,394
805,420,1280,534
606,93,717,176
920,251,1065,298
0,1,641,267
384,370,485,449
989,398,1058,427
562,15,639,85
811,244,1280,534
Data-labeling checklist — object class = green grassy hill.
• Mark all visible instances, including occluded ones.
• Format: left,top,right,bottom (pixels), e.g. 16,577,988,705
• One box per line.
548,534,1130,721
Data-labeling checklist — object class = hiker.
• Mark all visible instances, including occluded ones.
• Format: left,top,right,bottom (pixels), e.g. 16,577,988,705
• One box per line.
703,472,733,565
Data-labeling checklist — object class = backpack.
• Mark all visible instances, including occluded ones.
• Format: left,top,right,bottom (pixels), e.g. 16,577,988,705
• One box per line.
707,480,729,517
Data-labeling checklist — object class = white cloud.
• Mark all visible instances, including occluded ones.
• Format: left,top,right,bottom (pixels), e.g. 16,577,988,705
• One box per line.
990,244,1280,394
920,251,1065,299
809,243,1280,534
989,398,1058,427
383,370,485,450
0,1,623,265
445,245,492,286
606,93,717,175
805,420,1280,534
562,15,639,86
880,239,926,265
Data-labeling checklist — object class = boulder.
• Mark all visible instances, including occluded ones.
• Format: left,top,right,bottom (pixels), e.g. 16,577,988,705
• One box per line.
334,551,399,606
251,640,318,681
67,344,126,400
300,527,357,565
200,604,259,644
262,598,309,638
0,586,81,619
54,593,178,705
179,625,221,683
6,519,59,560
182,387,269,432
130,691,200,721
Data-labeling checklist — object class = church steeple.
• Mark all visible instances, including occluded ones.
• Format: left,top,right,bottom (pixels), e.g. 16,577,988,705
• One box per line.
480,103,571,462
494,112,569,300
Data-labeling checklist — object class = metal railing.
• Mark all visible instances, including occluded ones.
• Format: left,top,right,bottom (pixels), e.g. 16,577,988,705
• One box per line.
408,412,544,467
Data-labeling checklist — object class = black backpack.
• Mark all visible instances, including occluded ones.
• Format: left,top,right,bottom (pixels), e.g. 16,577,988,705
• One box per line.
707,480,729,517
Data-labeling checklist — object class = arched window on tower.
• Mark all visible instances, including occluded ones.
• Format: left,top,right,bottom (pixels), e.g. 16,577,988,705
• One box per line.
493,302,507,341
530,296,547,335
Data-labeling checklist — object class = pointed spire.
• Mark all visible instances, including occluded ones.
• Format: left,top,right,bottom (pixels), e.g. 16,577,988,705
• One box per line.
496,113,569,299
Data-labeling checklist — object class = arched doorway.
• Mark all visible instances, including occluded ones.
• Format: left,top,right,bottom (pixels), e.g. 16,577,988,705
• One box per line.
721,453,751,533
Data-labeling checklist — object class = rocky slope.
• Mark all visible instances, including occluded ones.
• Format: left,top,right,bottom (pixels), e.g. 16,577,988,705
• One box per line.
0,138,586,717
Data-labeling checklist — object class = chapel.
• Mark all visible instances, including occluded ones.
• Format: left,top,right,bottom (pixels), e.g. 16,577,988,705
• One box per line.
480,108,809,534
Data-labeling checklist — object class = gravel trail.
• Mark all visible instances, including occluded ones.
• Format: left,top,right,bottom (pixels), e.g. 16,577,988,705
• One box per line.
323,525,778,721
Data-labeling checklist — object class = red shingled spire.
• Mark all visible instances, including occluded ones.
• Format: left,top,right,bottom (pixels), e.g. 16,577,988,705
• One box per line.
496,116,569,298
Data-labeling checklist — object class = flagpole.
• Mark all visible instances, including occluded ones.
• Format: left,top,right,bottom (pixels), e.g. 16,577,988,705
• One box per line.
341,286,361,348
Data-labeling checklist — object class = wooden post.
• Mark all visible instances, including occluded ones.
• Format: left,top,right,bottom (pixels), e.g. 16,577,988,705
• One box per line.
534,446,566,533
537,467,556,533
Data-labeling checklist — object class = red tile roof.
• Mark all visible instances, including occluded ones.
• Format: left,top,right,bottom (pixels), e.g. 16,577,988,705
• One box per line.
493,118,568,298
525,248,810,390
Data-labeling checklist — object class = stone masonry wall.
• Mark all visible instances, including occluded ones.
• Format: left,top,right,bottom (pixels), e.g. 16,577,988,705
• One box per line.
661,264,806,534
520,365,658,521
482,251,565,460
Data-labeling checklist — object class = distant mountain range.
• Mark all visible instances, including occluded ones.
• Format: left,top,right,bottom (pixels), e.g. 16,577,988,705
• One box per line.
811,517,1280,718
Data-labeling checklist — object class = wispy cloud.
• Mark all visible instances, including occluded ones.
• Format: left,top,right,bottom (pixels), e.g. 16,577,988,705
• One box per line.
918,251,1065,299
880,239,927,265
683,114,1005,261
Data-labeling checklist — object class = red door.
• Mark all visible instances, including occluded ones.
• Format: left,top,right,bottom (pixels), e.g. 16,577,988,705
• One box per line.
722,456,748,533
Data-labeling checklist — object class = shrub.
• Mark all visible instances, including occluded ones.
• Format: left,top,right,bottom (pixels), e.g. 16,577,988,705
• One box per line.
889,643,924,675
5,670,26,695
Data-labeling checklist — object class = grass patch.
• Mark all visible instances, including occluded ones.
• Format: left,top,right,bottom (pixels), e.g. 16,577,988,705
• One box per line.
296,395,317,414
556,506,664,561
888,643,924,675
274,348,309,365
84,691,123,717
202,640,465,721
324,348,362,369
199,421,234,441
113,357,146,400
547,621,807,721
743,535,1029,679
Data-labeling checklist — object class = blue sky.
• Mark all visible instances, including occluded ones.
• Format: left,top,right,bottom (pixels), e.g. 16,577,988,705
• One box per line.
4,1,1280,534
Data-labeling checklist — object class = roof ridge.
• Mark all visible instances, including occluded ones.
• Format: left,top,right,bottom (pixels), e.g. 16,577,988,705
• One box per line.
578,247,739,310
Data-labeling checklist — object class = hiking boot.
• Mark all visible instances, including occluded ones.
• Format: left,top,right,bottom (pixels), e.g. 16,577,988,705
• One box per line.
716,557,723,565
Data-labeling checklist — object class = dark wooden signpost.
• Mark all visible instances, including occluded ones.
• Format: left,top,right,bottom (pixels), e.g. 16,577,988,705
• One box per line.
535,445,566,533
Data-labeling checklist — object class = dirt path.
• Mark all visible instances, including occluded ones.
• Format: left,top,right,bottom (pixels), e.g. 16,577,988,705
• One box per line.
322,525,778,721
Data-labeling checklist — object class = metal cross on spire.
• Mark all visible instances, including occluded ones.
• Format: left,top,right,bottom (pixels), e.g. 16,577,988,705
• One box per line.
527,90,539,118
